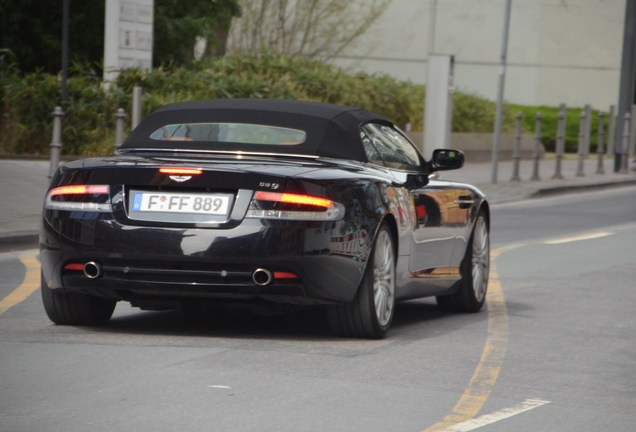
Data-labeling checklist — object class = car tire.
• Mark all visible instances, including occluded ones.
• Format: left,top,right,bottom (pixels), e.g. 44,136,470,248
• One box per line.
41,273,116,325
436,211,490,313
328,224,396,339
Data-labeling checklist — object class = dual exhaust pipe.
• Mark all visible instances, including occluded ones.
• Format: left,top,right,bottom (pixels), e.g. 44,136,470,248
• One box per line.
78,261,274,286
252,268,273,286
82,261,102,279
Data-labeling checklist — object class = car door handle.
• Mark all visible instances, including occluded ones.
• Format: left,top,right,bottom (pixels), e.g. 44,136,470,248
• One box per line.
454,196,474,209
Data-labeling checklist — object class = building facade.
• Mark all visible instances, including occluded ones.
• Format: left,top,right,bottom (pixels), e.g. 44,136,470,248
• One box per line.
332,0,625,110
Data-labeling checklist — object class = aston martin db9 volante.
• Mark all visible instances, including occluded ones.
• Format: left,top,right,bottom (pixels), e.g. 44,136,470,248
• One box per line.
40,99,489,339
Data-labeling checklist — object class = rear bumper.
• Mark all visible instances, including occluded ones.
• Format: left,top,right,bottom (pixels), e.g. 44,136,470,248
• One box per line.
40,216,368,305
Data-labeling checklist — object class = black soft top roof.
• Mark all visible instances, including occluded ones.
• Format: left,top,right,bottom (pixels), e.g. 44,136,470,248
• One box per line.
121,99,393,161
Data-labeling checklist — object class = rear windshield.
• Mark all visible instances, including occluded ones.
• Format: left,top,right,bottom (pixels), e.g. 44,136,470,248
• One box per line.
149,122,306,146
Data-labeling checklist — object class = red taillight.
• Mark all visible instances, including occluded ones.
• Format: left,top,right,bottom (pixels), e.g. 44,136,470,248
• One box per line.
254,191,333,208
63,263,84,271
273,271,298,280
49,185,109,197
159,167,203,175
247,190,343,221
45,185,112,212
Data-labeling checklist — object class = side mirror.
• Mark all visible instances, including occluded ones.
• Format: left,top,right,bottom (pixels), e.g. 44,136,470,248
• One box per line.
430,149,464,171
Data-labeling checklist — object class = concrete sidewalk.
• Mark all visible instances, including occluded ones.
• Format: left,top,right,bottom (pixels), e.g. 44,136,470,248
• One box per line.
0,159,51,245
1,156,635,245
439,156,636,204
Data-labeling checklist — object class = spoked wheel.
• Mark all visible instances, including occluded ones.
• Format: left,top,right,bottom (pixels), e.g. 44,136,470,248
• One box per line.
437,211,490,312
41,273,116,325
328,224,396,339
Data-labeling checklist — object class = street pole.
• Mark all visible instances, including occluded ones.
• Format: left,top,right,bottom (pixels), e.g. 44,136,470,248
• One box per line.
615,0,636,172
61,0,70,108
132,86,143,129
490,0,512,184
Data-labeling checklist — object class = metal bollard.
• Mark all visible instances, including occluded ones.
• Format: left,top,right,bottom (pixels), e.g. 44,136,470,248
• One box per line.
607,105,616,156
552,106,566,179
115,108,127,148
620,112,631,173
48,106,64,178
583,104,592,156
531,113,542,181
596,112,605,175
576,110,587,177
510,112,523,182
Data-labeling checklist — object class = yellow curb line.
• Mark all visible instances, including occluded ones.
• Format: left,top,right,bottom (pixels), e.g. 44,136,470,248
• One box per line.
0,252,40,316
422,245,521,432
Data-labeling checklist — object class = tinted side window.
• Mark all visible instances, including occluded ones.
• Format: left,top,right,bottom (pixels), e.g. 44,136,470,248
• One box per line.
361,123,422,170
360,130,383,166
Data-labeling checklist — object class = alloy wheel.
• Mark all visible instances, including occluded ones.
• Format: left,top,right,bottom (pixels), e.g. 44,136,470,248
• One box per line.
471,216,490,302
373,229,395,327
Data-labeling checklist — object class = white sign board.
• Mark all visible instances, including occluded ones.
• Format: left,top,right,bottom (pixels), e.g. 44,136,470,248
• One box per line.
103,0,154,84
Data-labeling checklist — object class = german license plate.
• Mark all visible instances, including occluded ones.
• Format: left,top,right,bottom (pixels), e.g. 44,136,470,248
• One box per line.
130,191,232,216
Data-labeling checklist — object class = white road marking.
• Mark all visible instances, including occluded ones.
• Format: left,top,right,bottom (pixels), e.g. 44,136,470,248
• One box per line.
207,385,232,389
439,399,551,432
543,231,613,245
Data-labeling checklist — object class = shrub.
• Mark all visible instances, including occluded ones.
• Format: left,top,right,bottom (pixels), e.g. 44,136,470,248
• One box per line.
454,91,515,133
2,52,517,156
1,65,128,155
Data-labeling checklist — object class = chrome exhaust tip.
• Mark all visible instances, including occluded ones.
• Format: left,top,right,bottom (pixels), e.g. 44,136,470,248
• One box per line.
83,261,102,279
252,268,273,286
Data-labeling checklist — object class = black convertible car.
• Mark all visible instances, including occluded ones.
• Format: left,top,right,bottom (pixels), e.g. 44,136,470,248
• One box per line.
40,99,489,339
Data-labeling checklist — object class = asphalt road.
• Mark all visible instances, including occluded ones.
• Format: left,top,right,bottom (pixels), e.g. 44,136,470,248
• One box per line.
1,186,635,432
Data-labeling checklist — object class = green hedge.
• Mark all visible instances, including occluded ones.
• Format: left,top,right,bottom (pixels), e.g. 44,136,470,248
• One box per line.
510,104,610,153
1,52,516,156
1,65,127,155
